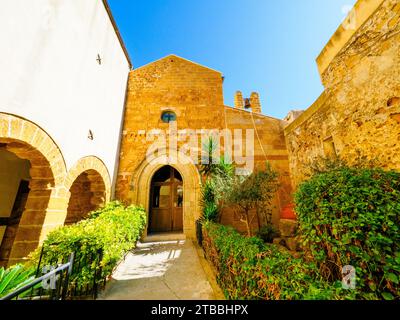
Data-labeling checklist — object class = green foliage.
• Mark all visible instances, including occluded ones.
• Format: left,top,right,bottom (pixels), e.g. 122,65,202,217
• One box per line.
200,179,218,221
305,152,378,178
295,166,400,300
224,163,280,235
199,137,222,177
29,201,147,289
0,264,35,298
202,222,354,300
256,224,280,244
199,137,235,222
202,203,219,222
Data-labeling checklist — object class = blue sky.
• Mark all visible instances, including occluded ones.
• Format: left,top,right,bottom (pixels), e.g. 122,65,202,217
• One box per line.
107,0,356,119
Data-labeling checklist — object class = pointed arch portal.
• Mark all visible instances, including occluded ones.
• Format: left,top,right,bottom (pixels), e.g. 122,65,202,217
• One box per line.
129,152,201,239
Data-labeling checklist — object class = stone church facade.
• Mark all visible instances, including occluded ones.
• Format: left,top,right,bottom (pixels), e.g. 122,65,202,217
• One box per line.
0,0,398,266
116,55,292,238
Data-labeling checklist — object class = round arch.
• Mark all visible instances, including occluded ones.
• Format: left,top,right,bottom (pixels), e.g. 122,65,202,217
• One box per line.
63,156,111,225
0,113,67,182
64,156,111,200
130,152,201,239
0,113,68,266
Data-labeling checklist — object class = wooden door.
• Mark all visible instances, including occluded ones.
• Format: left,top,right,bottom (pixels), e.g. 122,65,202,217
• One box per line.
149,166,183,233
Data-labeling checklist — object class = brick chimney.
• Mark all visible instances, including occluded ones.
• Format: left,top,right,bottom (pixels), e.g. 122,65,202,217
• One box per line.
234,91,244,109
250,92,261,114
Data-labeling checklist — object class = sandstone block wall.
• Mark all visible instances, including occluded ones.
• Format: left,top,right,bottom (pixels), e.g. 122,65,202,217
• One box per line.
285,0,400,187
116,55,292,235
116,55,226,201
222,107,292,229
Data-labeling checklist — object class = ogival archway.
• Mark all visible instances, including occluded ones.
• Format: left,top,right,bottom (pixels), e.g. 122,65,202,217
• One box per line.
129,152,201,239
149,165,183,233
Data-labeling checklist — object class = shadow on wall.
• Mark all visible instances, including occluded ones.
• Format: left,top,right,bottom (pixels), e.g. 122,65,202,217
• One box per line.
65,169,107,225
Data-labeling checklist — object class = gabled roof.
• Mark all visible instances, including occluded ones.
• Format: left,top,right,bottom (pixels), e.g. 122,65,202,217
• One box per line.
133,54,223,75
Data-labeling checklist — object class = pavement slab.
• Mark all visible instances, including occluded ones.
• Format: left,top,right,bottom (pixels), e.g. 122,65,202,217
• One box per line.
98,239,215,300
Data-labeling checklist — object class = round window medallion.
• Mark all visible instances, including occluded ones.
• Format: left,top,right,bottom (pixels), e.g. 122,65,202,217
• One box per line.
161,111,177,123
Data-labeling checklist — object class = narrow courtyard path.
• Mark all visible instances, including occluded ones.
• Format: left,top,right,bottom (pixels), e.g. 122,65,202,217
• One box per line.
98,239,215,300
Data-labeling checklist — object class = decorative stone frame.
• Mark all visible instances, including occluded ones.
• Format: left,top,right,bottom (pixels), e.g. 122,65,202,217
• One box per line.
129,151,201,239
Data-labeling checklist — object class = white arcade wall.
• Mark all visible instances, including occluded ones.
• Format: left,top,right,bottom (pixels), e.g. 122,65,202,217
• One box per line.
0,0,131,190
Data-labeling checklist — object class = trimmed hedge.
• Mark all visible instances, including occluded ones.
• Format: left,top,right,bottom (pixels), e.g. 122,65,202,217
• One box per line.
29,201,146,288
202,222,353,300
295,167,400,300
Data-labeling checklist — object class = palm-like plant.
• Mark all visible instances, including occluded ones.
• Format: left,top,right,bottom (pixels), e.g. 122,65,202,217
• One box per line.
0,264,35,298
199,137,235,222
199,137,219,178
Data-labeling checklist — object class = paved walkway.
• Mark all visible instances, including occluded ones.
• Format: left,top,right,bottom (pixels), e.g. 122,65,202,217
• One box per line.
98,239,215,300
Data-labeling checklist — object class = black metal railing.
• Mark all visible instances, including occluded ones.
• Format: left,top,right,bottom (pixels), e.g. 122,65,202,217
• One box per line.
35,243,106,300
0,253,74,301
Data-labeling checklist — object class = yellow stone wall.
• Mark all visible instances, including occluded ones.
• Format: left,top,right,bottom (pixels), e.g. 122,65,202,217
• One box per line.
285,0,400,187
116,55,224,194
223,107,292,228
116,55,292,236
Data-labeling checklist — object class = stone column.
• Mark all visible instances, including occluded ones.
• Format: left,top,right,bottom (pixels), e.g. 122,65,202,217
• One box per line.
250,92,262,114
234,91,244,109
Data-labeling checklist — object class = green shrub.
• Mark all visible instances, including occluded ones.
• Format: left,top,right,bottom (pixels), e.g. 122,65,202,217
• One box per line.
0,264,35,298
29,201,147,289
200,179,219,222
199,137,236,222
256,224,280,244
202,222,353,300
224,164,280,236
295,166,400,300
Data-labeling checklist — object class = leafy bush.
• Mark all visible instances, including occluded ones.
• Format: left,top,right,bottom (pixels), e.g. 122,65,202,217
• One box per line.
257,224,280,244
199,137,235,222
200,179,219,222
0,264,35,298
29,201,146,289
225,164,279,236
202,222,353,300
203,202,219,222
295,166,400,300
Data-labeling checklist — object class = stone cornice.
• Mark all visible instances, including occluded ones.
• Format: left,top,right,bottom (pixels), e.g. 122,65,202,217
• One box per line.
283,91,329,135
316,0,384,77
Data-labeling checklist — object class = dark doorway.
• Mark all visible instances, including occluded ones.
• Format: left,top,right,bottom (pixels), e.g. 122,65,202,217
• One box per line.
149,166,183,233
